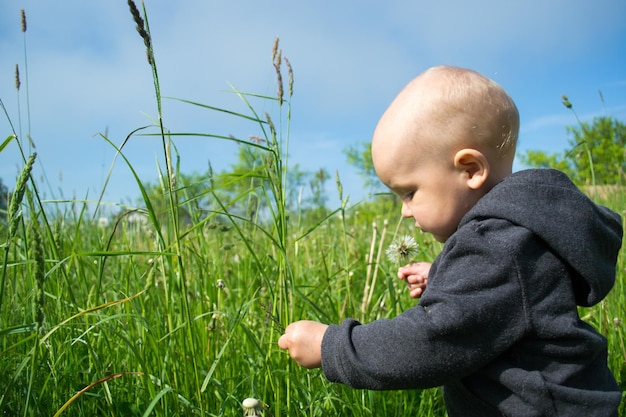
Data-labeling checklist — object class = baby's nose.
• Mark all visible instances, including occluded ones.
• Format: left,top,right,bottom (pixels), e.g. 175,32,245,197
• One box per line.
401,202,412,218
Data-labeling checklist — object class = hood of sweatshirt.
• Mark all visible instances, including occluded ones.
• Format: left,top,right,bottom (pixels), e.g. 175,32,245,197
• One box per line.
463,169,623,307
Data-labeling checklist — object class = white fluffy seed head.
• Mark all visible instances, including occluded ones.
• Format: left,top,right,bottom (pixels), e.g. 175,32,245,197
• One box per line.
242,398,261,409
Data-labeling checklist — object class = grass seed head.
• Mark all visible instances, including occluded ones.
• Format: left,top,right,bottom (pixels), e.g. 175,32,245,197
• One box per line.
272,44,284,105
127,0,153,64
21,9,27,32
8,152,37,239
335,170,343,201
284,56,293,97
273,61,283,106
28,217,46,332
265,113,276,140
248,135,265,144
274,48,282,68
561,94,573,109
15,64,21,91
271,37,279,62
128,0,145,32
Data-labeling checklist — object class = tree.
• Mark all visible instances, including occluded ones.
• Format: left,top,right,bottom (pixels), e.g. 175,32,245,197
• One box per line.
520,116,626,185
137,142,332,226
304,168,330,209
343,141,383,193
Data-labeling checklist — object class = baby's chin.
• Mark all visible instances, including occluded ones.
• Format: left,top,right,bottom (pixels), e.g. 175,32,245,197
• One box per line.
429,231,449,243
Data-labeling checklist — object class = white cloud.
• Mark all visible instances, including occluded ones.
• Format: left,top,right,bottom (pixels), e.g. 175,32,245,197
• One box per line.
522,114,573,134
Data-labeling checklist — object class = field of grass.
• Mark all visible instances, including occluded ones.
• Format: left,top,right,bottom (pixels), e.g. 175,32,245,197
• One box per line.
1,3,625,416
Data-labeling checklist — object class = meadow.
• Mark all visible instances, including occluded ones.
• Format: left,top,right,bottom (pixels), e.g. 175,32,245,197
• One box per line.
1,3,625,416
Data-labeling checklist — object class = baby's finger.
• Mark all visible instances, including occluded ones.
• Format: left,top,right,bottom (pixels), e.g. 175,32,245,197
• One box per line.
405,274,425,284
409,285,425,298
278,334,289,350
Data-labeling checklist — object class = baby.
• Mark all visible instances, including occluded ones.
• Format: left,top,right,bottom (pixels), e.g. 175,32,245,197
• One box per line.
278,66,623,416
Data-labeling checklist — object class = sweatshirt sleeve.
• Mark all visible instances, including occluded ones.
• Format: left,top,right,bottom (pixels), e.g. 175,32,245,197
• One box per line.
321,220,531,390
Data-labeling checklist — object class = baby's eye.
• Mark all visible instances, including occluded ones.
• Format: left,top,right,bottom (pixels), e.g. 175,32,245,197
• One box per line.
403,191,415,201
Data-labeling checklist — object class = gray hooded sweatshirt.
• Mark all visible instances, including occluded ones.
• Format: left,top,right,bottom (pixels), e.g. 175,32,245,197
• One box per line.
321,169,623,416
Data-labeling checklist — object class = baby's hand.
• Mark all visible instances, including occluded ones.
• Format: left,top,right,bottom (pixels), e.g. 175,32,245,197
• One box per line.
278,320,329,369
398,262,431,298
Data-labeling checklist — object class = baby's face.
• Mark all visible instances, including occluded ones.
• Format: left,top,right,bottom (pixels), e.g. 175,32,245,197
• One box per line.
373,142,475,242
371,67,509,241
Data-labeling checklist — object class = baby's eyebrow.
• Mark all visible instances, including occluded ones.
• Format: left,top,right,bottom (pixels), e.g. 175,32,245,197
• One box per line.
389,183,413,192
388,187,412,199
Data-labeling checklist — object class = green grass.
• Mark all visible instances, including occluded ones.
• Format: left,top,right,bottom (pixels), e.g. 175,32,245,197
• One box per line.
0,174,448,416
1,3,624,416
579,190,626,416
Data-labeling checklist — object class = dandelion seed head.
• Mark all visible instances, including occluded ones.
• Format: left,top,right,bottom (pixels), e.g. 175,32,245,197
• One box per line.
242,398,261,408
242,398,264,416
386,235,419,265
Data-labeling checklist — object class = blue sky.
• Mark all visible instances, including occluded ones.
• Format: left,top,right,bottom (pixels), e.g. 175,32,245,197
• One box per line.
1,1,625,213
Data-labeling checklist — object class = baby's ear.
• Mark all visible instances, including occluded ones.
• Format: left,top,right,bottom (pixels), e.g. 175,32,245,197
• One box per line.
453,148,489,190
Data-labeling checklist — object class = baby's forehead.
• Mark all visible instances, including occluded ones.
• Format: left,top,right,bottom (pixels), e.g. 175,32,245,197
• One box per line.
374,66,518,171
376,99,472,148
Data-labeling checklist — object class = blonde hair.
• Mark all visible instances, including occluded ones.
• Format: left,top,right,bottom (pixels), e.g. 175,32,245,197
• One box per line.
406,66,519,162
